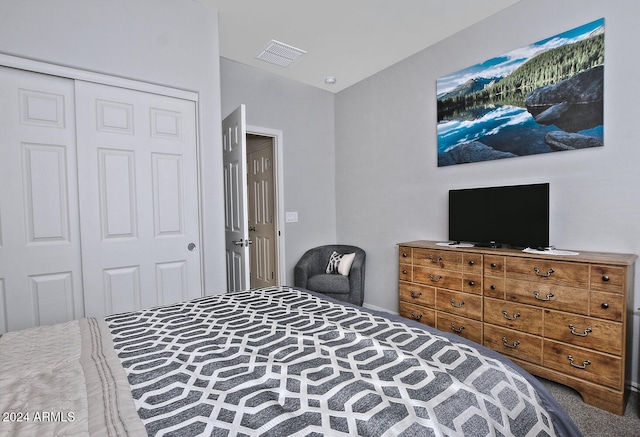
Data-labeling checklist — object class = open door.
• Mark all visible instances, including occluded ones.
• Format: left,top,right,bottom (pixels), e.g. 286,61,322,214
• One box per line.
223,105,250,291
247,135,277,288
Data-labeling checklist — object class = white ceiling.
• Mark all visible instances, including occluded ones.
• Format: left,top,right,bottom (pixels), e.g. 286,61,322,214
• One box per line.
198,0,520,93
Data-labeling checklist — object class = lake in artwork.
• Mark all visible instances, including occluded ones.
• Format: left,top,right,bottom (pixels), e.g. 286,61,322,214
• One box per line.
436,18,604,167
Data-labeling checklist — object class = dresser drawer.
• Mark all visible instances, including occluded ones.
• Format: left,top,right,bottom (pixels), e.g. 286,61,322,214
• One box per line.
399,264,412,281
544,310,623,355
484,276,505,298
484,255,505,276
414,266,463,290
413,248,462,270
505,279,589,315
506,258,589,288
463,253,483,274
590,265,625,293
484,324,542,365
483,298,543,335
436,312,482,344
399,302,435,326
589,291,624,321
462,273,482,295
399,282,435,307
436,289,482,321
544,340,622,390
399,246,412,264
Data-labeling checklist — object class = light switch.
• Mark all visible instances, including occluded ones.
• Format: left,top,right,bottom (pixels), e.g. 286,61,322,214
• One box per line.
285,211,298,223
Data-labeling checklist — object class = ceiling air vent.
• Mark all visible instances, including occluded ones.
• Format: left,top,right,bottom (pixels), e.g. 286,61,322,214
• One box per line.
256,40,306,67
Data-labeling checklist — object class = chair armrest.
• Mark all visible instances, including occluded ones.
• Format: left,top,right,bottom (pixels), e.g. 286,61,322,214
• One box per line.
294,250,325,287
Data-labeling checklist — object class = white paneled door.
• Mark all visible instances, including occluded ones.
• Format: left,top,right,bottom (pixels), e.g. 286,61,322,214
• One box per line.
223,105,250,291
247,140,277,288
0,67,84,333
76,81,202,317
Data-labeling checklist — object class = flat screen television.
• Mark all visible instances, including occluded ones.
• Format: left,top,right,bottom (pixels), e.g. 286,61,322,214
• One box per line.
448,183,550,249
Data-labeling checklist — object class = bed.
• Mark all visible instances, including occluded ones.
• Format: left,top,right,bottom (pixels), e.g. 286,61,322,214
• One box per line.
0,286,582,436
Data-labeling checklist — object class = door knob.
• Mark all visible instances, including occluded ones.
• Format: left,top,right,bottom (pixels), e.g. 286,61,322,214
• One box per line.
233,239,253,247
187,243,196,251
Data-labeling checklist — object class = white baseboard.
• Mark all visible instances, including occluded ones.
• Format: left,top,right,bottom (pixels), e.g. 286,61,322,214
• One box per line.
363,302,398,315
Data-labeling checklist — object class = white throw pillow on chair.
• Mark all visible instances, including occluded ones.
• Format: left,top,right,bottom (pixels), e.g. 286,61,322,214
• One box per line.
326,251,356,276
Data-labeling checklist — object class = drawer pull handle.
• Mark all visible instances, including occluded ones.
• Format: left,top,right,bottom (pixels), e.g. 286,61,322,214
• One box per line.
602,275,610,282
491,263,497,268
402,270,408,274
502,310,520,321
410,311,423,321
568,355,591,369
410,290,423,299
534,267,555,277
429,274,443,283
568,324,592,337
601,302,609,309
402,252,408,257
450,299,465,308
490,285,497,290
468,260,475,266
429,256,443,263
502,337,520,349
533,291,554,301
468,280,475,286
450,323,465,333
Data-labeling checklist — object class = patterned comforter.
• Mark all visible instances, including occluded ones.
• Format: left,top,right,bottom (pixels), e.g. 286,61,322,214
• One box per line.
0,286,581,436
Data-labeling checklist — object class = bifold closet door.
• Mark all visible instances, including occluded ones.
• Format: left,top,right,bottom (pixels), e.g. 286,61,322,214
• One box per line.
75,81,202,317
0,66,84,334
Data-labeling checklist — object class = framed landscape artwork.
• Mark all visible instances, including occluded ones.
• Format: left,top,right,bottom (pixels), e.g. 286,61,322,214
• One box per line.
437,18,604,167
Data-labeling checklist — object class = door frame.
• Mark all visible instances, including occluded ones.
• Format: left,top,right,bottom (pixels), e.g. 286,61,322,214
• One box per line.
0,53,198,101
246,125,286,286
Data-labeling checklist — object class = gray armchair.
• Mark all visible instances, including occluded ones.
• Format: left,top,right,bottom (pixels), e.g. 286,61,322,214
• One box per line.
294,245,366,306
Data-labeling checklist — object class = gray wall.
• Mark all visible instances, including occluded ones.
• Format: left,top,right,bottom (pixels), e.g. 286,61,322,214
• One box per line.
335,0,640,389
0,0,227,294
9,0,636,391
220,59,337,284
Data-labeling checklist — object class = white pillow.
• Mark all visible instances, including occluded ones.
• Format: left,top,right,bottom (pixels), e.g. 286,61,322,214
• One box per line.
326,251,356,275
338,252,356,276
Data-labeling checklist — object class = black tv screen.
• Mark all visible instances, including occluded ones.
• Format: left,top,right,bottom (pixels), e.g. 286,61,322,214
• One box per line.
448,183,550,248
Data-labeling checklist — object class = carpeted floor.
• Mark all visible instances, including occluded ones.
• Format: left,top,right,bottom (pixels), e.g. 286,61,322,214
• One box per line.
538,378,640,437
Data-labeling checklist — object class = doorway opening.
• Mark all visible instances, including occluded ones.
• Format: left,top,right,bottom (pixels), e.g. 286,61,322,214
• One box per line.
246,127,285,289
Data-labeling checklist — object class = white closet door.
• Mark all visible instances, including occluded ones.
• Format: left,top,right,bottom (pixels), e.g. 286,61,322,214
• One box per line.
0,66,84,334
75,81,202,317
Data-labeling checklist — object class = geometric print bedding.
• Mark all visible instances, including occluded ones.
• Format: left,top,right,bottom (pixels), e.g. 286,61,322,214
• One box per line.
105,287,558,436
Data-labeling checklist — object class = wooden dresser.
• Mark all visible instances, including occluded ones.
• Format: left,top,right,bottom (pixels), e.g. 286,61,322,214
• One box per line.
398,240,636,415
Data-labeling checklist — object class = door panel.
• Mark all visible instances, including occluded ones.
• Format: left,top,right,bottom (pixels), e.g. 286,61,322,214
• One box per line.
103,266,141,315
223,105,249,291
98,148,137,239
156,261,188,304
76,81,202,317
152,153,184,236
22,144,71,242
0,66,83,333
